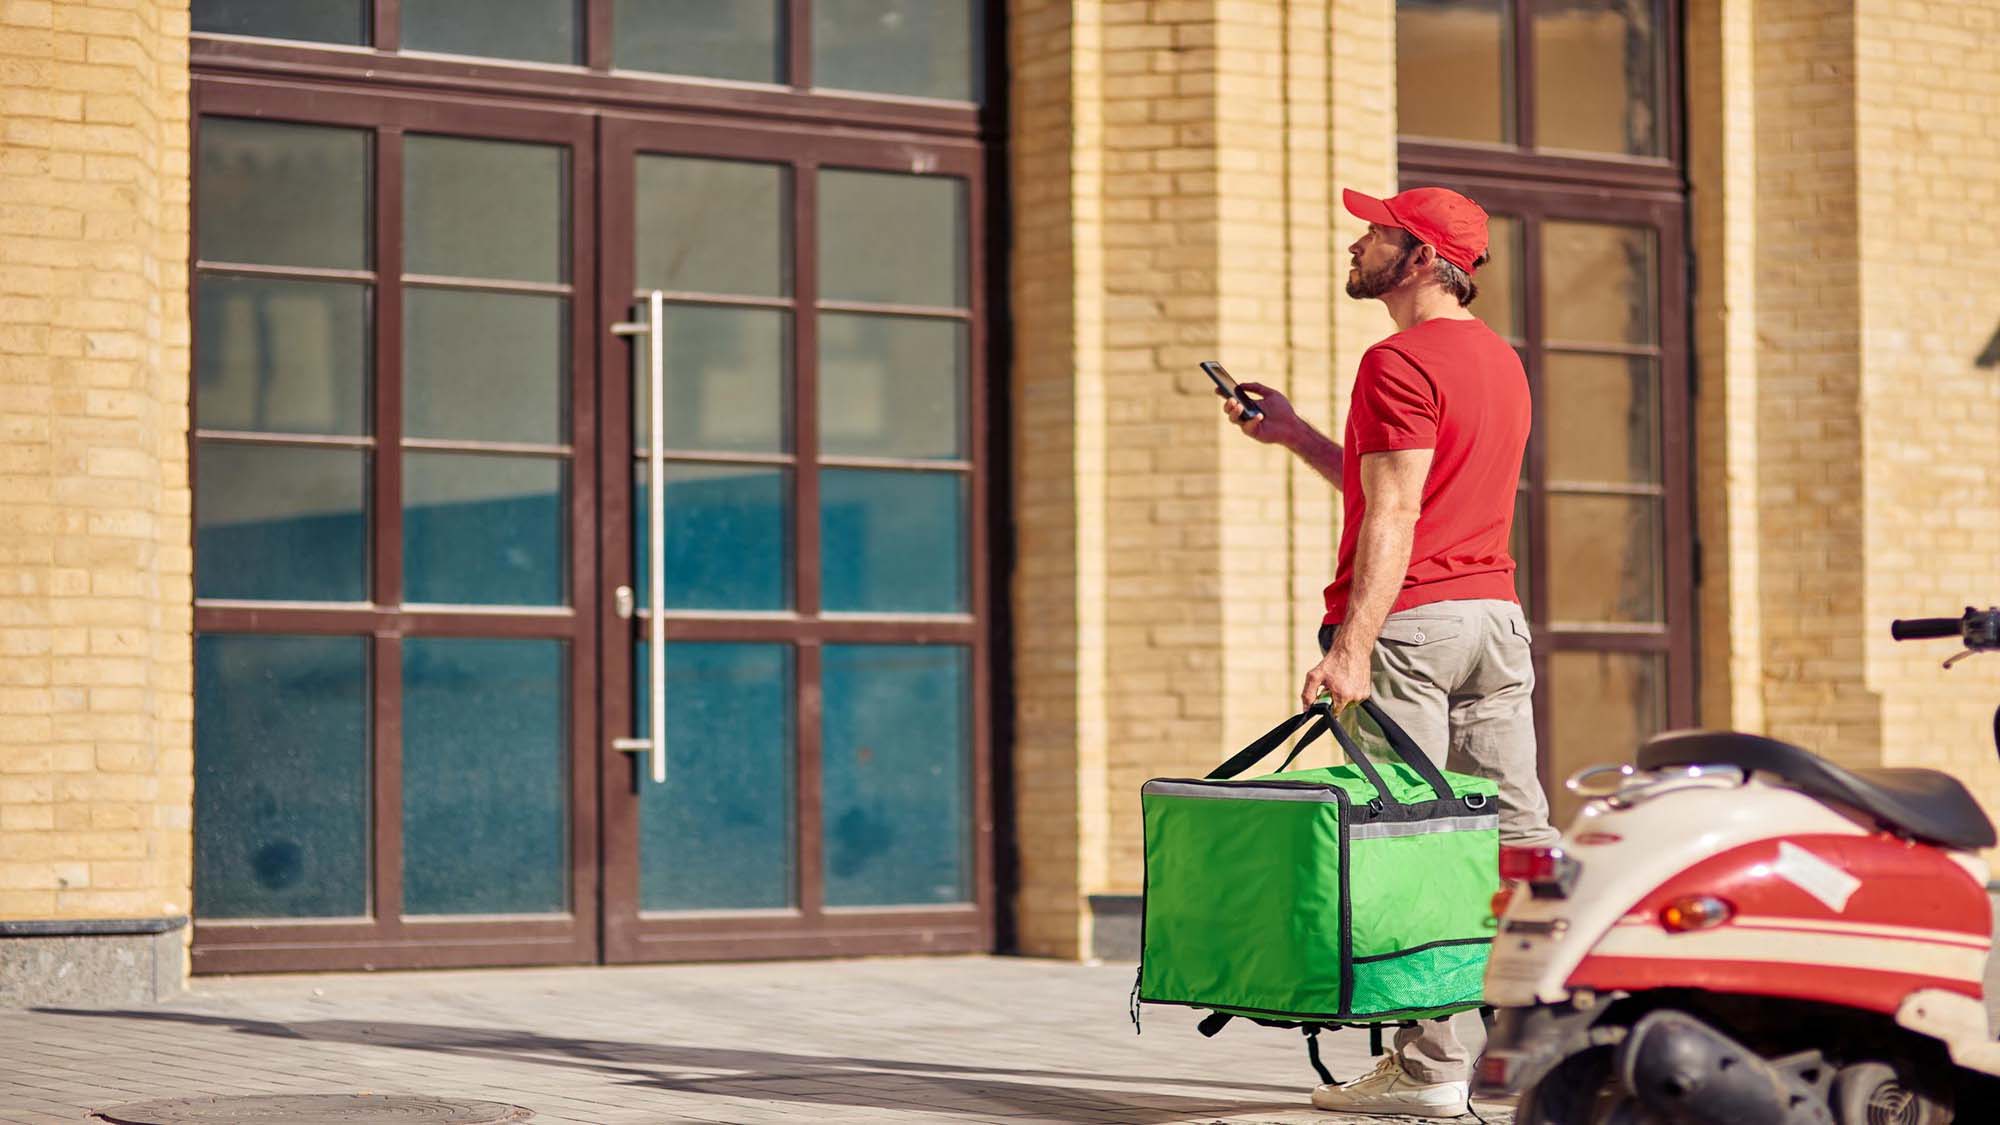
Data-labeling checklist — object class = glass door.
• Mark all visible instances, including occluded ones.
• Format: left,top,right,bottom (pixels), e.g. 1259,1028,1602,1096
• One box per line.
1435,179,1694,825
188,86,601,973
596,118,994,961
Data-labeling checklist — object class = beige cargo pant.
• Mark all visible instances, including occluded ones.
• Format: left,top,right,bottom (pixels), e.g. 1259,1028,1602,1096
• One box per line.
1318,598,1559,1085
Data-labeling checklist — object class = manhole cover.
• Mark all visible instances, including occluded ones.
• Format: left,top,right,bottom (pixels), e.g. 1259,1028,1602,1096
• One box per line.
94,1095,533,1124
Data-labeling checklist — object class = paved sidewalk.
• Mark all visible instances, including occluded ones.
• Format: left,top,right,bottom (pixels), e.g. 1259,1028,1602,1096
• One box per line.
0,956,1514,1125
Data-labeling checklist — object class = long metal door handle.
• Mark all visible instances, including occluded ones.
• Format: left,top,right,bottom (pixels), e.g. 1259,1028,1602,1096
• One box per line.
610,292,669,784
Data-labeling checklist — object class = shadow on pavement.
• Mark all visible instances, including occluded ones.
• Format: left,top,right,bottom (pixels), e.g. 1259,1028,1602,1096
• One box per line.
36,1008,1312,1123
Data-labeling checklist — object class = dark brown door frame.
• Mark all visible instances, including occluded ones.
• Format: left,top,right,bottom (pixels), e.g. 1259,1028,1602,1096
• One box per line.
1391,172,1695,786
189,79,603,974
1398,0,1692,790
595,114,996,963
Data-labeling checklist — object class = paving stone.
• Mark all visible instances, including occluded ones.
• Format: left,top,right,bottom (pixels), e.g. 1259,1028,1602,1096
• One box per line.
0,957,1518,1123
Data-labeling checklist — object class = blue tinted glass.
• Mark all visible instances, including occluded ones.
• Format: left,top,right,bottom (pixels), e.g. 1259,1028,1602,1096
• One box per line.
402,639,567,915
820,469,965,613
195,634,369,918
638,463,790,610
638,643,794,911
405,453,565,605
196,442,367,603
822,645,969,906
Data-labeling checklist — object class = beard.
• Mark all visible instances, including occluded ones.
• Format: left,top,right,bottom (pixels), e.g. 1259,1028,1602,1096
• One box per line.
1345,244,1419,300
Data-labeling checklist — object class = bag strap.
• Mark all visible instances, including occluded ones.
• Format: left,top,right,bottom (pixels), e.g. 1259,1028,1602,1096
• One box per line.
1204,706,1331,780
1358,699,1457,802
1325,716,1400,808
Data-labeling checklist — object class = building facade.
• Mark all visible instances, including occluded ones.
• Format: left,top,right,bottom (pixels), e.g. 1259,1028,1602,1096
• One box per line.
1,0,1996,1000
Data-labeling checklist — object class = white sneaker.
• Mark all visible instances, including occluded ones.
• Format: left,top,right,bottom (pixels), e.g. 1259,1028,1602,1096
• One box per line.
1310,1052,1470,1117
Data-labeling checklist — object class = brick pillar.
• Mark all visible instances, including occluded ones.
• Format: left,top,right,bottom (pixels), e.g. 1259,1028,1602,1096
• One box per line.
1008,0,1397,958
1009,0,1110,959
1686,0,1764,733
1746,0,1879,767
1851,1,2000,790
1688,0,2000,808
0,0,193,1004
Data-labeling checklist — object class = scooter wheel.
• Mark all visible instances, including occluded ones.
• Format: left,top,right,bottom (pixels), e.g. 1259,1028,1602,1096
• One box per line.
1516,1046,1652,1125
1831,1061,1952,1125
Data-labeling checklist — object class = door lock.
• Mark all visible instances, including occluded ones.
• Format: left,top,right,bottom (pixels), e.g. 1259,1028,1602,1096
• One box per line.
614,584,636,620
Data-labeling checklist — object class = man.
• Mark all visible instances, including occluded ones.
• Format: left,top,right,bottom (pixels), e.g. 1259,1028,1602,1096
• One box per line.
1222,186,1559,1119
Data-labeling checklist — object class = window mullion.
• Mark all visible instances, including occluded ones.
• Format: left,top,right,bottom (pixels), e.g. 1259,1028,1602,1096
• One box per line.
374,126,405,610
373,0,399,52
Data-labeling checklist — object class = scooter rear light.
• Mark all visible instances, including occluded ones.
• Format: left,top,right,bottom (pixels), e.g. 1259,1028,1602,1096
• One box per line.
1660,894,1733,933
1499,846,1581,898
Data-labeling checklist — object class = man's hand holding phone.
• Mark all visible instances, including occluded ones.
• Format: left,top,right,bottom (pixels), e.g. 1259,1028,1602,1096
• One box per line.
1216,379,1302,447
1205,361,1345,489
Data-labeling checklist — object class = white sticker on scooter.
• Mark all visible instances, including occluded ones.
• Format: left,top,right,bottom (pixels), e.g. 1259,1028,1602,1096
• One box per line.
1772,840,1861,913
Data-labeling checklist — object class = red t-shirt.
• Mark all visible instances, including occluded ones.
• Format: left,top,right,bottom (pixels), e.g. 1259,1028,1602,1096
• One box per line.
1323,317,1529,624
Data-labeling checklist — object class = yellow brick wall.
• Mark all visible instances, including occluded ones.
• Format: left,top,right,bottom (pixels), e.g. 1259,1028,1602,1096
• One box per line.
1008,0,1109,958
0,0,192,926
1687,0,1763,734
1008,0,1396,951
1686,0,2000,809
1852,0,2000,793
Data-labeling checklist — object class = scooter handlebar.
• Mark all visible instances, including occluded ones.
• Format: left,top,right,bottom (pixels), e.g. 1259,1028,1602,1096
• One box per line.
1890,616,1963,641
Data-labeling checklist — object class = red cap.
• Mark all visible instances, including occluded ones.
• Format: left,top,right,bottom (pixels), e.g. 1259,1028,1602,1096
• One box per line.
1343,186,1489,274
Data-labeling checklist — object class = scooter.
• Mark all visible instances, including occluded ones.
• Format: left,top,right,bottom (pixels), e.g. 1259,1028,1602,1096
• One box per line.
1476,606,2000,1123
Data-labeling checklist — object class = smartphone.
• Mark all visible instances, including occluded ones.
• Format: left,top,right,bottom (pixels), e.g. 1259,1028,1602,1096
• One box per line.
1200,360,1263,419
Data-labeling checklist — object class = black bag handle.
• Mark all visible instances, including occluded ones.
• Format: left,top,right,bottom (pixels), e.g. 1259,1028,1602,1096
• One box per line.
1205,706,1330,780
1321,713,1400,807
1204,703,1399,808
1204,700,1458,806
1357,698,1457,802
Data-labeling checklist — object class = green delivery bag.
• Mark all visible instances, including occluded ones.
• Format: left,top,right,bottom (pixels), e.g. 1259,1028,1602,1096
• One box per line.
1138,699,1500,1028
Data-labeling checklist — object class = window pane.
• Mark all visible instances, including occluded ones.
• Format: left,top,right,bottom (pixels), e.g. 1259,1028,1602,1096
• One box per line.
193,0,366,45
406,136,565,283
195,634,368,919
819,314,966,460
815,0,982,102
820,469,966,613
1397,0,1511,144
1542,221,1655,346
1547,493,1663,624
819,171,967,307
401,0,579,64
1545,352,1658,484
1549,650,1665,824
640,643,795,911
614,0,784,84
822,645,970,906
636,156,789,297
1475,215,1524,340
404,453,566,605
196,442,367,602
403,639,568,915
196,276,369,436
640,304,789,454
638,463,791,610
197,118,368,270
1534,0,1663,156
405,289,566,444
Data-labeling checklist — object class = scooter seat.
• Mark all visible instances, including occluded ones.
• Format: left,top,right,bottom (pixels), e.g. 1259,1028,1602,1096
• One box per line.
1637,729,1998,850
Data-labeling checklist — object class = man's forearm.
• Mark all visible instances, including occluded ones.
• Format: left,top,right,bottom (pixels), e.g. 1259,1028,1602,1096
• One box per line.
1330,509,1418,660
1279,420,1344,490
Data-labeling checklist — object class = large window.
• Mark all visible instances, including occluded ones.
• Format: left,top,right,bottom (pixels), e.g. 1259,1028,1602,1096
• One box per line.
193,0,985,103
1397,0,1691,824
